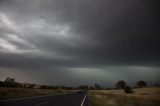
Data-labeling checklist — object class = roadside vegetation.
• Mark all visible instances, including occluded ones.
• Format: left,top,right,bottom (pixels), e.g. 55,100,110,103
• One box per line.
0,87,65,100
89,87,160,106
89,80,160,106
0,77,75,100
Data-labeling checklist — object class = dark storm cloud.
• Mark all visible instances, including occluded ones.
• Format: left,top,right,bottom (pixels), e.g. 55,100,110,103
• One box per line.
51,0,160,66
0,0,159,85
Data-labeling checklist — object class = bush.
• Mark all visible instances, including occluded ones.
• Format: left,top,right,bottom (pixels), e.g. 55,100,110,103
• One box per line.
124,86,134,94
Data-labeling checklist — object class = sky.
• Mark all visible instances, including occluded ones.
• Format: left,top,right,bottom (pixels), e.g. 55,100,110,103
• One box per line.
0,0,159,87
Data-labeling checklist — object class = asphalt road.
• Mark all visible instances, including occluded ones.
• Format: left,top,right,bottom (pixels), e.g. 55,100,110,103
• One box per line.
0,92,89,106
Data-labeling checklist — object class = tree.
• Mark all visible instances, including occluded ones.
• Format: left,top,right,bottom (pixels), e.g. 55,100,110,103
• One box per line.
154,83,160,87
78,85,88,90
94,84,101,90
0,81,5,87
89,86,95,90
5,77,15,83
115,80,127,89
137,80,147,88
4,77,17,87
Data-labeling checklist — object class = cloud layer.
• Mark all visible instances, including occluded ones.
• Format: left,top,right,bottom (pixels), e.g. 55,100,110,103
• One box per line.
0,0,159,86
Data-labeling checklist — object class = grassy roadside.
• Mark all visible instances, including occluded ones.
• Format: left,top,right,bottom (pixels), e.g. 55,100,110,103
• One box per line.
89,87,160,106
0,87,69,100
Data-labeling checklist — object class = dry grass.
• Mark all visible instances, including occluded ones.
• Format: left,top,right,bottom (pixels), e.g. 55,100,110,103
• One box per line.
89,87,160,106
0,87,66,100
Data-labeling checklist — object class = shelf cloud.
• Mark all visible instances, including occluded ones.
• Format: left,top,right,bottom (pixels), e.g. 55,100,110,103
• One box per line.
0,0,159,86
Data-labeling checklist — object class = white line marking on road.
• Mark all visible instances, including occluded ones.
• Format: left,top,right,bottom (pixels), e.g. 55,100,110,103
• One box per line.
80,94,87,106
33,102,48,106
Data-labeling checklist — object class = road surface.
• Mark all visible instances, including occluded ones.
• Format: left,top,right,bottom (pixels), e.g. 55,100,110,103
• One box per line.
0,92,89,106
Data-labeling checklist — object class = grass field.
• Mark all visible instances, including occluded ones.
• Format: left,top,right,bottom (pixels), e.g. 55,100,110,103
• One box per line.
0,87,69,100
89,87,160,106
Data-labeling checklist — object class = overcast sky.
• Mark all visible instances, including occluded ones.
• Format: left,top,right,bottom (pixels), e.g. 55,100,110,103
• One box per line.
0,0,159,87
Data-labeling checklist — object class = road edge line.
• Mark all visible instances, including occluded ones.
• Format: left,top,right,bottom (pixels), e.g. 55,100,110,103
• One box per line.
80,93,87,106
